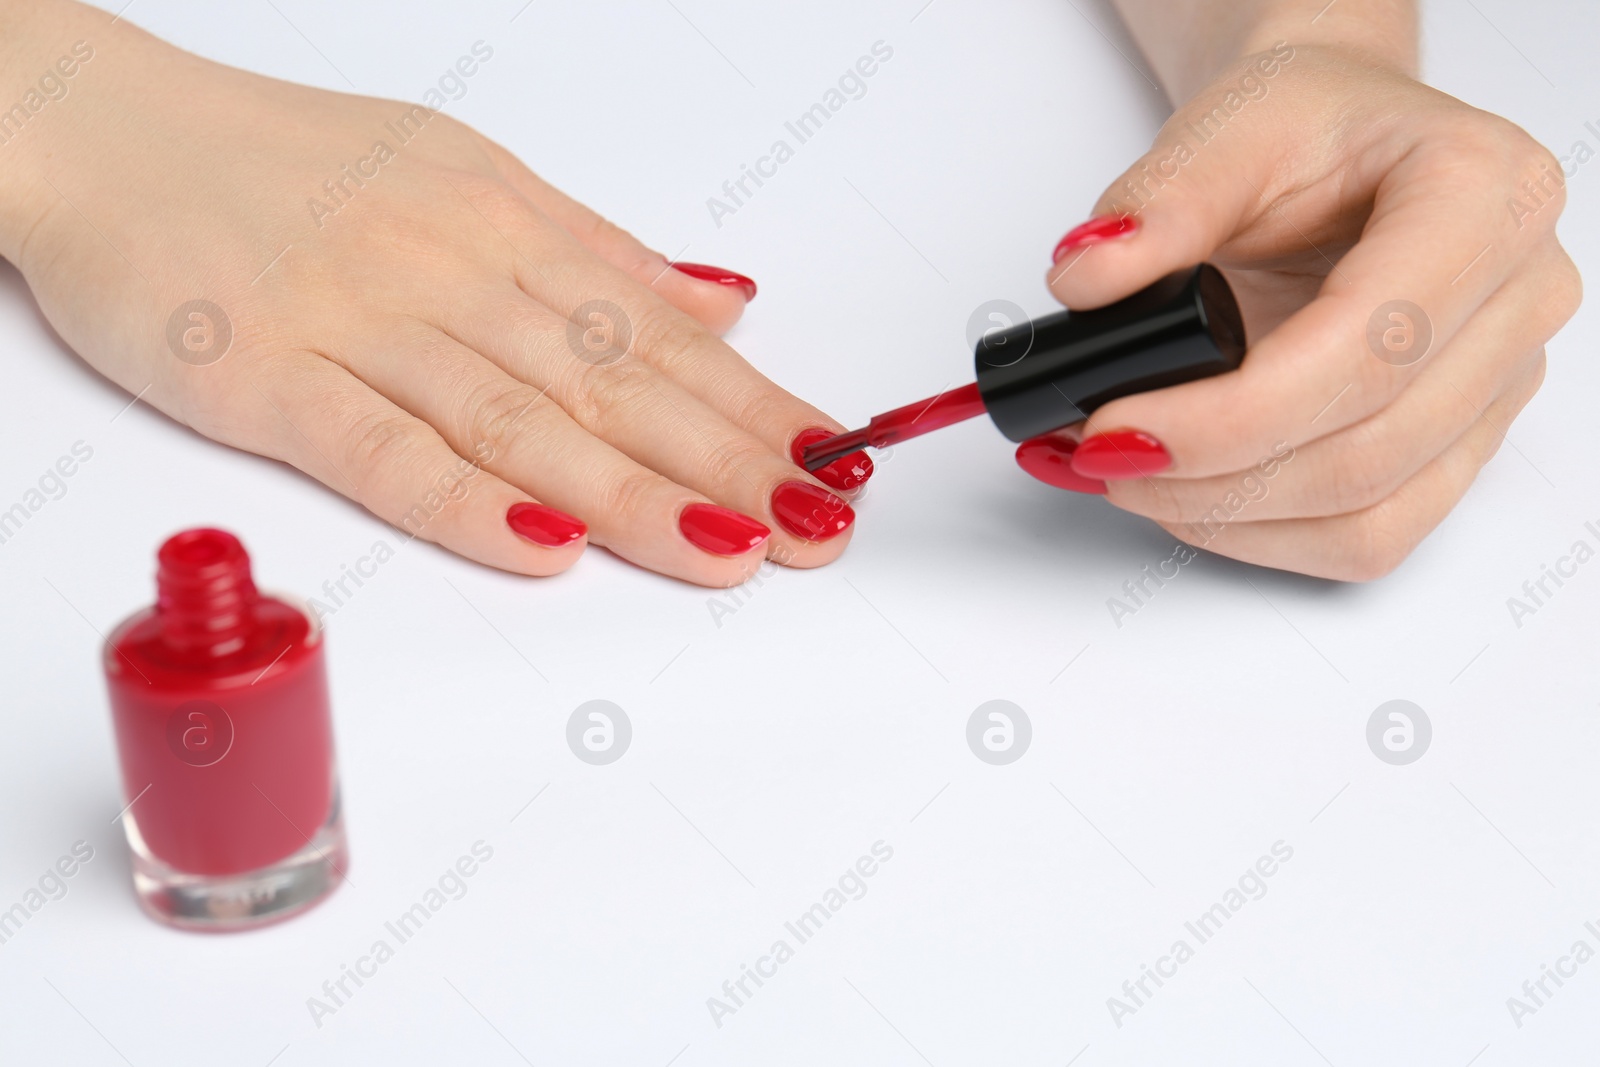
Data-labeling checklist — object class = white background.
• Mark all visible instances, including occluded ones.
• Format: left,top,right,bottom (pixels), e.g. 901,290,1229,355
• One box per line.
0,0,1596,1064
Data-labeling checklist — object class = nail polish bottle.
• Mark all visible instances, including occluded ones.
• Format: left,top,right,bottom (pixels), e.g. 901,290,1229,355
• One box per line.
103,528,347,930
801,265,1246,470
971,264,1245,441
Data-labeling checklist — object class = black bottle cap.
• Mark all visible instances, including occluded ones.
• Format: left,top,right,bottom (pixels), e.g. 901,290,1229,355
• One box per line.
973,264,1245,442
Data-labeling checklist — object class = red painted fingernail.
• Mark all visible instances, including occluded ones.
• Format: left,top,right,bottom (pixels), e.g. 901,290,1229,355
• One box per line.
1070,430,1171,479
770,480,854,542
1014,437,1106,494
679,503,770,556
506,502,587,547
1051,214,1137,264
791,428,874,492
670,261,758,301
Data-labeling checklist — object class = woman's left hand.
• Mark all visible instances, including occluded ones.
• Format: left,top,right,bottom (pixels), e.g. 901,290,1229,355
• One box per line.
1016,43,1581,580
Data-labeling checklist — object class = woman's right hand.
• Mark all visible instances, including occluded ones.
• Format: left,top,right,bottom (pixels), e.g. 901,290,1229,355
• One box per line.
0,1,869,586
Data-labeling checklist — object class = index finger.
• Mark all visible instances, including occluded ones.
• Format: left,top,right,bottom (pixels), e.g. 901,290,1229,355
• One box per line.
440,179,872,488
1084,132,1559,479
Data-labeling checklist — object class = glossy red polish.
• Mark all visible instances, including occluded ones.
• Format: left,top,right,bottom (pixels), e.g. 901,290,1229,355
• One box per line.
1052,214,1137,263
771,481,855,541
1015,437,1107,494
1070,430,1171,479
800,383,988,469
791,428,873,491
679,503,770,556
670,261,758,301
506,502,587,547
103,528,346,931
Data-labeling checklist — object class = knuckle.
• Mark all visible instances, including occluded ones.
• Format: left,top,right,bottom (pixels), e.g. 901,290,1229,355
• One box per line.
1476,425,1509,467
434,114,481,149
1345,356,1399,411
1428,117,1543,197
1512,251,1583,344
346,410,422,474
500,299,562,361
1129,477,1190,523
445,172,548,242
1451,114,1525,162
1340,505,1417,582
572,359,661,434
634,306,715,374
446,168,514,210
698,436,776,497
1545,251,1584,327
584,213,647,266
1507,116,1559,157
336,206,447,265
594,469,662,528
1491,125,1569,231
1322,425,1403,514
179,374,244,443
1352,324,1421,399
728,387,801,446
1523,349,1549,397
464,378,546,458
583,212,624,246
1515,134,1567,195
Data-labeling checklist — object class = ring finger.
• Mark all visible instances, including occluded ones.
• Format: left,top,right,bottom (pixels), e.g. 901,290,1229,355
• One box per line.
333,321,851,583
1155,349,1547,580
426,290,857,562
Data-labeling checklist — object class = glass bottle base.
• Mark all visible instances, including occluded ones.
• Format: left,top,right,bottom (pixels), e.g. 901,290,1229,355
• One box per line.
123,789,348,932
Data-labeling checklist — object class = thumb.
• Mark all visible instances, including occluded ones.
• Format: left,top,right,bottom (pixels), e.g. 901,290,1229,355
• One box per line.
1045,111,1261,310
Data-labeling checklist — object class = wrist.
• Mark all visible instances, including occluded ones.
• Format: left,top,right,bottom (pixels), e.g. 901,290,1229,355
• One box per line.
1122,0,1419,105
1232,14,1418,84
0,0,105,263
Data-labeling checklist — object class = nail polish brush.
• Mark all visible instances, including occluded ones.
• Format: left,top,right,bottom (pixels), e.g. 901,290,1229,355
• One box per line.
801,265,1245,471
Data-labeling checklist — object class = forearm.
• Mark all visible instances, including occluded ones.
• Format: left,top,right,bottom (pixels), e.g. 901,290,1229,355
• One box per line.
1110,0,1419,103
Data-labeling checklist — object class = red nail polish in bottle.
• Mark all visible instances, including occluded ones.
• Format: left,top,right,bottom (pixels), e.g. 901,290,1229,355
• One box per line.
103,528,347,931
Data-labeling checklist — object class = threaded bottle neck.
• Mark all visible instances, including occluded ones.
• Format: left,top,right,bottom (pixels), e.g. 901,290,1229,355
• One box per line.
156,528,260,656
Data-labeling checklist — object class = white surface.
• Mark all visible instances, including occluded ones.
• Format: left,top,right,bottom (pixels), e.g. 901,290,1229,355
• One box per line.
0,1,1596,1064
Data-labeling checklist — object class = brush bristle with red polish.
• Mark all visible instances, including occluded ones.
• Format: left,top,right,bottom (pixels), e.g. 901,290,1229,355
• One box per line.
800,383,987,472
800,428,871,471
